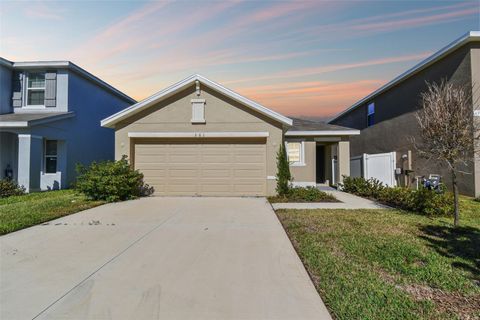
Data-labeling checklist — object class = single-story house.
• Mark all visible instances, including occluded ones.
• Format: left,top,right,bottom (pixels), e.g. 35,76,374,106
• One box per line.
101,75,359,196
0,58,135,192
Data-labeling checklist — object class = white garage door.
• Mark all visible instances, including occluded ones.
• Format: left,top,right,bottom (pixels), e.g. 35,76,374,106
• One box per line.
134,140,267,196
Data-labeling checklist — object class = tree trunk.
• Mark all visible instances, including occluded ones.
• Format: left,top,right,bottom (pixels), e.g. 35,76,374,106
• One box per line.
451,168,460,226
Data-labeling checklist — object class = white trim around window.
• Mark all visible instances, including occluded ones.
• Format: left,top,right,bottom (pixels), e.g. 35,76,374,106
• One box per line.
191,98,206,123
44,140,58,174
286,141,305,166
25,71,46,108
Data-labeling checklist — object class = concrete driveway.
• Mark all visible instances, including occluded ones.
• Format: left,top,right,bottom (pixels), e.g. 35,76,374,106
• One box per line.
0,197,330,320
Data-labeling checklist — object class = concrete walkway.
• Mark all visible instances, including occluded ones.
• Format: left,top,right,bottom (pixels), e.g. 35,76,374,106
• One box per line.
1,197,331,320
272,186,389,210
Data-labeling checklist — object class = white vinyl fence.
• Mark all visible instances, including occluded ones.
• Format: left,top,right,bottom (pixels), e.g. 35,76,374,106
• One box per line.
349,152,397,187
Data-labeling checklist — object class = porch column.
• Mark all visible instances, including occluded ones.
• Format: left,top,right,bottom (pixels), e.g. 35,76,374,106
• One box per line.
337,140,350,185
17,134,42,192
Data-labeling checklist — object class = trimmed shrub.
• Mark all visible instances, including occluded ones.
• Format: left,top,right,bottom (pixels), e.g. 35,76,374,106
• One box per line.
0,179,25,198
269,186,338,203
341,176,385,198
340,176,453,216
287,186,338,202
276,144,291,196
75,156,154,202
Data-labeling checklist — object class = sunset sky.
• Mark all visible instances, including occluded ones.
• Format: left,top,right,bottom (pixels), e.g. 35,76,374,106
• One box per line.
1,0,479,120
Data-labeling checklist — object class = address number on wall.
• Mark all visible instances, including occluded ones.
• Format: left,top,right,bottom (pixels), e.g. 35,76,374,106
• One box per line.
475,110,480,117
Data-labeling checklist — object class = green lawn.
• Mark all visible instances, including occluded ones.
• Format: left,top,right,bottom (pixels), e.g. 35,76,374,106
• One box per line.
276,197,480,320
0,190,105,235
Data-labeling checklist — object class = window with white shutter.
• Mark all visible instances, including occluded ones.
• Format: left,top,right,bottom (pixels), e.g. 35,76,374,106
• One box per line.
191,99,206,123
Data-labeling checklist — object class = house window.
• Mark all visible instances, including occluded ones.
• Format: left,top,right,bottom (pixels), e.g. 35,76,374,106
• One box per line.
367,102,375,127
45,140,57,174
191,99,206,123
286,142,304,165
27,72,46,106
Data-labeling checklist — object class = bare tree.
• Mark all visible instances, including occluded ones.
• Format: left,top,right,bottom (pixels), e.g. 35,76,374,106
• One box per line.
414,80,479,226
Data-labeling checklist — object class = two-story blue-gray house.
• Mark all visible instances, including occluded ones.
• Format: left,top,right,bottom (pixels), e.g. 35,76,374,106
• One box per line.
0,58,135,192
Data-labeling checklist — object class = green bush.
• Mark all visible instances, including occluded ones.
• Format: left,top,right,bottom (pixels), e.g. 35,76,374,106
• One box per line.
75,156,154,202
0,179,25,198
340,176,385,198
276,144,291,196
288,186,338,202
475,197,480,203
341,176,453,216
268,186,338,203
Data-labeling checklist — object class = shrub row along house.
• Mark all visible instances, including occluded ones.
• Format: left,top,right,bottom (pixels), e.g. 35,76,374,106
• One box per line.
330,31,480,197
1,31,478,197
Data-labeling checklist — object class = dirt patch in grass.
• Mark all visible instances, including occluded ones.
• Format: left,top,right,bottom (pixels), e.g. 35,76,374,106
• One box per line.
401,284,480,320
376,268,480,320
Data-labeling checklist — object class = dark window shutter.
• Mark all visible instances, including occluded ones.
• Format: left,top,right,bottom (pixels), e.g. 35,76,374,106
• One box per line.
44,71,56,107
12,71,23,108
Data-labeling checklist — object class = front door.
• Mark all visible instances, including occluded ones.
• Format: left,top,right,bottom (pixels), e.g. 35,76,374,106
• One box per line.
316,145,325,183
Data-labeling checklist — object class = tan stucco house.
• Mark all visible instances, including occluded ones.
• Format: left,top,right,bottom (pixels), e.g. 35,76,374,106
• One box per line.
101,75,359,196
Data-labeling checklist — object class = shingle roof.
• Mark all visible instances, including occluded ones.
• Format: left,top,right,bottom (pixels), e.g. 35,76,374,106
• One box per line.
0,112,75,127
0,57,135,104
290,117,354,131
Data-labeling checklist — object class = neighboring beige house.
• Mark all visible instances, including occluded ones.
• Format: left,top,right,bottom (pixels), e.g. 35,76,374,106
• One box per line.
101,75,359,196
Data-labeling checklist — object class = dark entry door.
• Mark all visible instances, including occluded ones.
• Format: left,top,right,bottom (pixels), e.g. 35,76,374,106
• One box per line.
316,145,325,183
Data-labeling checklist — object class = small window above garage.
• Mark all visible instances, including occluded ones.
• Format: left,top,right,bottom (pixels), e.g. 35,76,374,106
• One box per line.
191,99,205,123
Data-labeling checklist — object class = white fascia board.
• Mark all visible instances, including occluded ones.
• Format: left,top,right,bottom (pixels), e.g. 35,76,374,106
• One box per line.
285,130,360,136
195,75,293,126
102,74,293,128
128,131,270,138
0,121,28,128
329,31,480,123
12,61,70,68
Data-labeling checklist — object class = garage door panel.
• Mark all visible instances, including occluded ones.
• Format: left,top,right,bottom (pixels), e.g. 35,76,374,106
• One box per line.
135,155,168,163
134,141,266,196
234,154,265,163
138,168,167,177
167,181,199,192
169,168,199,178
234,184,264,193
234,168,264,177
169,155,199,163
201,155,232,163
201,169,231,178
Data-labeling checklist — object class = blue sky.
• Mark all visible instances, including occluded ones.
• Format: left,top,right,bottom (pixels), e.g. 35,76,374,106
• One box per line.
1,0,479,120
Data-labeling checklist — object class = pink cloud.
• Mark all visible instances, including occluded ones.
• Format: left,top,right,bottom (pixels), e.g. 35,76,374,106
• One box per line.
353,7,479,32
286,2,478,44
225,52,432,85
237,80,386,118
24,3,65,21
